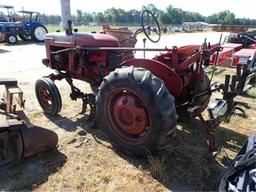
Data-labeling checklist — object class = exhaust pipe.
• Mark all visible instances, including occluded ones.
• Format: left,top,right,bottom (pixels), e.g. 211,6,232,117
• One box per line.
60,0,71,31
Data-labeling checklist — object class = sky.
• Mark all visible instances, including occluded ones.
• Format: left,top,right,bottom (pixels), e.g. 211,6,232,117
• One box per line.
1,0,256,19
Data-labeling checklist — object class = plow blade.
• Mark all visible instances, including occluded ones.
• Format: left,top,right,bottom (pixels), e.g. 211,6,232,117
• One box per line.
22,125,58,158
0,119,58,166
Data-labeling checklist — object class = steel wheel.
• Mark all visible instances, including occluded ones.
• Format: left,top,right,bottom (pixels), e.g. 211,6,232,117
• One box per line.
107,88,151,144
97,66,177,156
35,78,62,115
32,25,48,42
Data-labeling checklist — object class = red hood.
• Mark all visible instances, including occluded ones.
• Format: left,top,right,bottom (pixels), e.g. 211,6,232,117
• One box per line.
45,32,120,47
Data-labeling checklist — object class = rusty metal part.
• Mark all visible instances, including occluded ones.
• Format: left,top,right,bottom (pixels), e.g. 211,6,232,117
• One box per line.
198,109,220,151
0,78,58,165
65,76,96,121
0,118,58,165
22,125,58,158
0,119,24,165
0,78,25,115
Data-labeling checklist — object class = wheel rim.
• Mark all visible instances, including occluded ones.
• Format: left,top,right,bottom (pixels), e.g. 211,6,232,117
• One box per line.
38,84,54,110
106,88,151,144
34,26,47,41
9,36,16,43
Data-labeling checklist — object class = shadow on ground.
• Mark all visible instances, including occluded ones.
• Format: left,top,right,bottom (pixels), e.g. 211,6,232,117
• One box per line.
0,48,10,53
45,113,248,191
113,117,249,191
0,148,67,191
4,41,45,46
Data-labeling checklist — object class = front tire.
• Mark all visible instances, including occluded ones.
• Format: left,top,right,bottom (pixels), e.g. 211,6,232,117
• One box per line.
35,78,62,116
96,66,177,156
6,34,17,44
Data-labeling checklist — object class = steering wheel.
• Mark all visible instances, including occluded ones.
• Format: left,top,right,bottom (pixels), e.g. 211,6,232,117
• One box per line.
140,10,161,43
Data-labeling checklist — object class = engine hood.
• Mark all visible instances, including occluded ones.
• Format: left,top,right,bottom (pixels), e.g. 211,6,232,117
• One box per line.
45,32,120,47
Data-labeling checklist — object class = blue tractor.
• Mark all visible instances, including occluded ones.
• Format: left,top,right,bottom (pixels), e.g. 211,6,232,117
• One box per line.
0,10,48,44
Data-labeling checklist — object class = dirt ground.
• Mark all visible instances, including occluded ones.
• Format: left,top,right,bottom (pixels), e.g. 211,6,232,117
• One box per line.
0,32,255,191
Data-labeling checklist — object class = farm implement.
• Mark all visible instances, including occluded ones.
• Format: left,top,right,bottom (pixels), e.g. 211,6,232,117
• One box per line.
226,30,256,48
35,2,256,156
0,79,58,165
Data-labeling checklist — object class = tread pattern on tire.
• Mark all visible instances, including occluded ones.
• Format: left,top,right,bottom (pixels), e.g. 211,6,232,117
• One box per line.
96,66,178,156
35,78,62,116
31,24,48,42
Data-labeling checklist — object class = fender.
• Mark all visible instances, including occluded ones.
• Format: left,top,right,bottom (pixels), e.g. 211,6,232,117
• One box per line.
120,59,183,96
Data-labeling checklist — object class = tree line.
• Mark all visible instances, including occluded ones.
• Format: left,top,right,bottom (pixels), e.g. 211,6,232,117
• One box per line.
37,4,256,26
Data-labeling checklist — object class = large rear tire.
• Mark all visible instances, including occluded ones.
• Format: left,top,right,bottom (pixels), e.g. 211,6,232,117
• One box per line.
96,66,177,156
35,78,62,116
191,71,211,110
31,25,48,42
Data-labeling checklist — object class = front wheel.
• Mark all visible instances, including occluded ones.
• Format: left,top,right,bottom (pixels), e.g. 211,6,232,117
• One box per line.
35,78,62,115
31,25,48,42
96,66,177,156
6,34,17,44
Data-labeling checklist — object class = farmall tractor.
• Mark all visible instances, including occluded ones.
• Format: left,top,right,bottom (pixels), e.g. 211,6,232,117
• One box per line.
35,5,256,156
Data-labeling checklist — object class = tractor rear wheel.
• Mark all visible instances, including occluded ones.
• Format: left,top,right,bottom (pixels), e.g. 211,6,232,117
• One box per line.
31,25,48,42
35,78,62,116
96,66,177,156
190,72,211,111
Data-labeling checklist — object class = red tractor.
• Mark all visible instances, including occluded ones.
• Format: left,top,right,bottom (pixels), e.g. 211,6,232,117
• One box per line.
35,10,256,156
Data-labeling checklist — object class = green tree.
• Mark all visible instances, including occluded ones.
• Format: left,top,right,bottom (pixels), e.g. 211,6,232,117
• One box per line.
76,10,83,25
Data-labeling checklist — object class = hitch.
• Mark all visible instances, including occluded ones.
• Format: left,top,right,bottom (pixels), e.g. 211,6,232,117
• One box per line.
65,76,96,121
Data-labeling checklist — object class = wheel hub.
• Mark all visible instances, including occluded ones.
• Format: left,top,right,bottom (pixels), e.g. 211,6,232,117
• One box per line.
9,36,16,43
39,87,52,105
113,94,148,135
